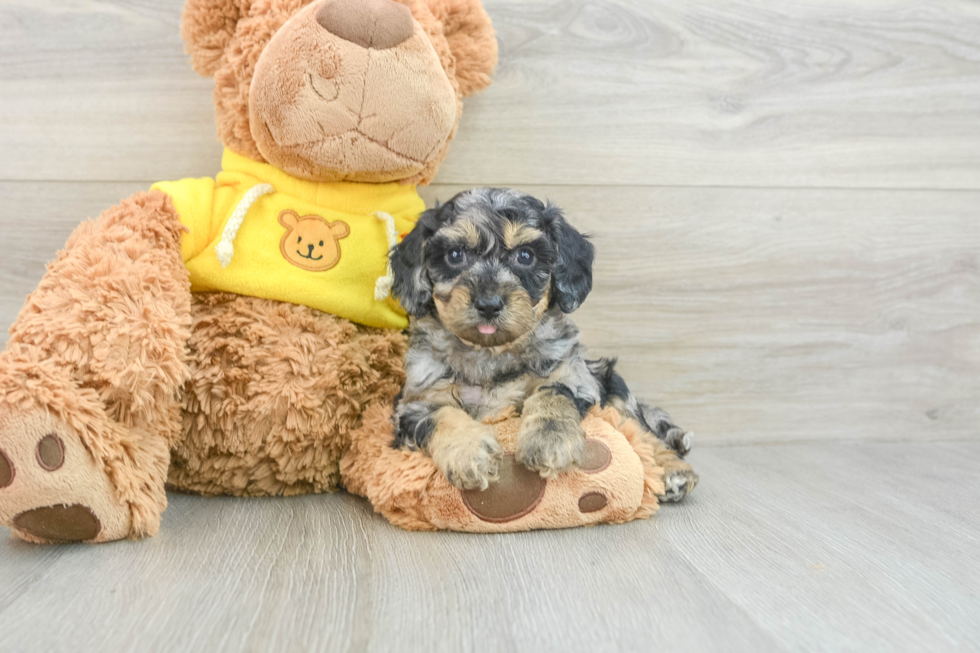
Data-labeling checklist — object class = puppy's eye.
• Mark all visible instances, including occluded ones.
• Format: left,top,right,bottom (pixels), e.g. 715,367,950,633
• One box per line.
514,248,535,266
446,249,467,267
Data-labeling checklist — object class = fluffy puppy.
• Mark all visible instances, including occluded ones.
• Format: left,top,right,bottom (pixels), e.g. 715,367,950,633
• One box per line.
389,188,698,501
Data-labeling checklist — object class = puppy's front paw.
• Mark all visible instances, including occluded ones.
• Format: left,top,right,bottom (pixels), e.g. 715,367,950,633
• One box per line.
516,419,586,479
430,423,503,491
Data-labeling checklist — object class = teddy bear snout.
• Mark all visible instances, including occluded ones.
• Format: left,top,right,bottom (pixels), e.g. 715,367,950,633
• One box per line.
316,0,415,50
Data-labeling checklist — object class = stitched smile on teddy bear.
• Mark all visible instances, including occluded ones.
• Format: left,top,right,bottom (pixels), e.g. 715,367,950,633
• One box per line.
278,209,350,272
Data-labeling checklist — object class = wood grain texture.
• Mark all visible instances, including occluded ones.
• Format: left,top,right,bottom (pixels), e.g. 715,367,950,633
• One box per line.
3,0,980,187
423,185,980,445
2,182,976,444
1,441,978,652
1,1,979,651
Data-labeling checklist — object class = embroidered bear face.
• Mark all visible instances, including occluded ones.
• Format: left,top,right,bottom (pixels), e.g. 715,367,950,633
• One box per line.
278,210,350,272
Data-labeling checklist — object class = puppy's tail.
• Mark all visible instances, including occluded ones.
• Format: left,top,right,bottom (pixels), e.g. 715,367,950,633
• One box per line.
586,358,693,457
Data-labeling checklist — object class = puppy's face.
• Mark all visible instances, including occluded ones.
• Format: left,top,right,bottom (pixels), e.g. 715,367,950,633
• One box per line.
391,189,595,346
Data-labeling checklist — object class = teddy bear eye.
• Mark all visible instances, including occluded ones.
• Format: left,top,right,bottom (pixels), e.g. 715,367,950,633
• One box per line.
298,236,302,243
319,240,324,247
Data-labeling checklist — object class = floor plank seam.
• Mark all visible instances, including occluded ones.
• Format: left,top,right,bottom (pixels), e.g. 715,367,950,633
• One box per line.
3,179,980,194
698,437,980,449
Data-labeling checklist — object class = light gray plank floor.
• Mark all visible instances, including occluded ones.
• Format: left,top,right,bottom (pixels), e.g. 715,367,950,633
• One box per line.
3,1,980,188
1,0,979,651
1,441,978,652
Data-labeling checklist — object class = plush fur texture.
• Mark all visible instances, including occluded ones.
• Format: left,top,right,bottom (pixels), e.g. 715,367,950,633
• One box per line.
0,191,189,541
341,405,666,532
181,0,497,184
247,0,458,182
172,292,406,496
0,0,496,542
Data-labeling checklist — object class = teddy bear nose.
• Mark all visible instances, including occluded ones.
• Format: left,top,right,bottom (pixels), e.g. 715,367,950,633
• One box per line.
316,0,415,50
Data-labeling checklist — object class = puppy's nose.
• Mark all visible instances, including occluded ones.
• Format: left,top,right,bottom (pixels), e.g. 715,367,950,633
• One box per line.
474,296,504,321
316,0,415,50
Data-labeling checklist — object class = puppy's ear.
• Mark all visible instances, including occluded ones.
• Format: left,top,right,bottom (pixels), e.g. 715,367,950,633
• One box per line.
544,203,595,313
390,208,441,317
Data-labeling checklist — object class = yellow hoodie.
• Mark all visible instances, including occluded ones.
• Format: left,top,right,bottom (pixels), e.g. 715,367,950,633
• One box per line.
152,149,423,330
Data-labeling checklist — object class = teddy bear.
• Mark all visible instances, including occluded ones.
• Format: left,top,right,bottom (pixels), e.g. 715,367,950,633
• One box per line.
0,0,498,543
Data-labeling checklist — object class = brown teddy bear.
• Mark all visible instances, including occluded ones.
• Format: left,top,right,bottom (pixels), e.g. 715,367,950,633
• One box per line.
0,0,498,543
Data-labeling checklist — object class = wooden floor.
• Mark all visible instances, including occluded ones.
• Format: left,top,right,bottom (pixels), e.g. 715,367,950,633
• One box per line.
1,1,978,651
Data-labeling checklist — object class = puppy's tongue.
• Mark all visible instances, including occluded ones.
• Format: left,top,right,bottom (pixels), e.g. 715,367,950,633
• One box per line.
478,324,497,335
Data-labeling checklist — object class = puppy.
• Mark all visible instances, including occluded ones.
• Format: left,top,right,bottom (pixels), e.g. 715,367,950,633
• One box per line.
389,188,698,501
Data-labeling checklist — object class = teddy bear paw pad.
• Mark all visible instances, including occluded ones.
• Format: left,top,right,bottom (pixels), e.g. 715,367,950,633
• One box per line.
0,448,13,488
579,439,611,473
0,410,130,543
13,504,101,542
461,454,546,523
577,491,608,513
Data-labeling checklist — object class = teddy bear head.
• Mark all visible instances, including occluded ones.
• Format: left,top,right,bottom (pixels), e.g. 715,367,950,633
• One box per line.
181,0,497,185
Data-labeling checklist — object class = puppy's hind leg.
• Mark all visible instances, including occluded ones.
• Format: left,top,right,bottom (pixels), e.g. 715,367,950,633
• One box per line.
623,403,699,502
587,358,698,500
649,438,699,503
588,358,694,456
635,401,694,457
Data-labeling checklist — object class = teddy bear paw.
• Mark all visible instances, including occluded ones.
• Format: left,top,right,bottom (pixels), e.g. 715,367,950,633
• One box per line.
0,409,131,543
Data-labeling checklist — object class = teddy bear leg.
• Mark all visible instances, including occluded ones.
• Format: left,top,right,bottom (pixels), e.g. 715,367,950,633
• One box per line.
0,191,191,543
170,294,407,497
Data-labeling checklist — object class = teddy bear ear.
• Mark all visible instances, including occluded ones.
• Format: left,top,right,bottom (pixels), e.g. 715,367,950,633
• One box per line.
278,210,300,229
180,0,250,77
424,0,498,97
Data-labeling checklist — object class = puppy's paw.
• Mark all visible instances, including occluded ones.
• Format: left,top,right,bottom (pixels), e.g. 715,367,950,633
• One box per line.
660,466,699,503
516,419,586,479
430,422,503,491
664,428,694,457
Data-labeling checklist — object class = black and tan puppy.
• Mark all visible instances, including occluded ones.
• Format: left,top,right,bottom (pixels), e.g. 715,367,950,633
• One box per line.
389,188,698,501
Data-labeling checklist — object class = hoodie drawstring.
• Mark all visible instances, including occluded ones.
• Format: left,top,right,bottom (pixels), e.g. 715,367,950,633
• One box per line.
215,183,275,268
